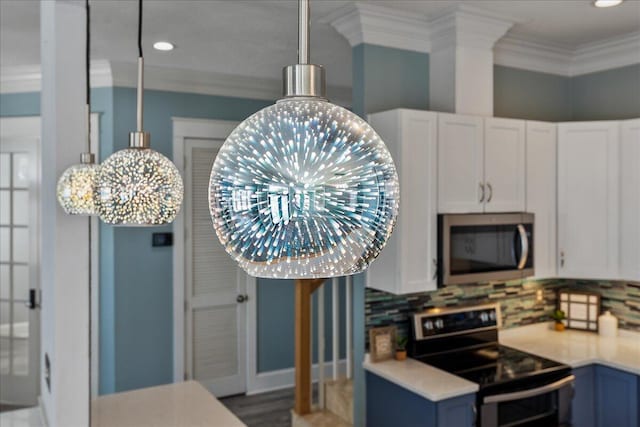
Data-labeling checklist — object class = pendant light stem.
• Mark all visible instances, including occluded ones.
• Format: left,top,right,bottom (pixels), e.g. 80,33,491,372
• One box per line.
85,0,92,156
298,0,309,64
136,56,144,132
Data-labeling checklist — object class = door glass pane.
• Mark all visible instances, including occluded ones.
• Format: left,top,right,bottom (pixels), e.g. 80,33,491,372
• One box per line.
14,265,28,301
12,190,28,226
0,301,9,375
13,228,28,263
0,265,8,300
0,228,9,262
12,302,29,375
0,190,9,225
0,154,9,188
12,153,29,189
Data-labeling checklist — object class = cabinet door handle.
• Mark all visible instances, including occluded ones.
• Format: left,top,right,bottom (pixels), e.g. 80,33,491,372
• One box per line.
560,251,565,268
432,258,438,281
479,183,485,203
486,182,493,203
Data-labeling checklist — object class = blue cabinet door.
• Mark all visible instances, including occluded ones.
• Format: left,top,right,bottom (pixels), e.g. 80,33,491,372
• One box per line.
437,394,476,427
595,365,639,427
366,372,475,427
572,366,596,427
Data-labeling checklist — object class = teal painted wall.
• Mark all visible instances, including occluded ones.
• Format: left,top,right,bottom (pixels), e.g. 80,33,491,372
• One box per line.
571,64,640,121
0,92,40,116
353,44,429,115
494,64,640,122
494,65,573,122
257,278,347,372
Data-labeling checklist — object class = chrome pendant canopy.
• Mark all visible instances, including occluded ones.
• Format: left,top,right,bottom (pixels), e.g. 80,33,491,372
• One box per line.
208,0,399,279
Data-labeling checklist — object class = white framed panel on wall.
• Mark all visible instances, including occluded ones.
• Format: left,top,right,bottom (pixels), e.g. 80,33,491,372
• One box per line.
619,118,640,281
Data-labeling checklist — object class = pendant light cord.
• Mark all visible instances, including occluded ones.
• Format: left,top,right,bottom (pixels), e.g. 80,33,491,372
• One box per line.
86,0,91,153
298,0,309,64
136,0,144,132
138,0,143,58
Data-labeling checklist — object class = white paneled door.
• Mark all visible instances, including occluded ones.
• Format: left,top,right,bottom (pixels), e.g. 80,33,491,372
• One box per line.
0,117,40,406
184,138,247,397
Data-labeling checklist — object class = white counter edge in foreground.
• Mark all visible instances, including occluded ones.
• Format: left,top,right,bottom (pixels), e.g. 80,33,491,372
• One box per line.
363,354,479,402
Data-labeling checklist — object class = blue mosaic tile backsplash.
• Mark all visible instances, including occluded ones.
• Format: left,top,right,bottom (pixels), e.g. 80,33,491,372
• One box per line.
365,279,640,348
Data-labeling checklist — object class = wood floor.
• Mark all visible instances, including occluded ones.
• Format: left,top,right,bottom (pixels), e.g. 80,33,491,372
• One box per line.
220,386,317,427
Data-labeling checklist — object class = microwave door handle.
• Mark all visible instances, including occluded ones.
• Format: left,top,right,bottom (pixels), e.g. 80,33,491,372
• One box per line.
516,224,529,270
484,375,575,404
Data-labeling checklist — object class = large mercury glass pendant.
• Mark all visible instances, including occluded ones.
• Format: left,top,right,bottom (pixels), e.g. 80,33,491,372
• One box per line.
57,152,100,215
208,0,399,279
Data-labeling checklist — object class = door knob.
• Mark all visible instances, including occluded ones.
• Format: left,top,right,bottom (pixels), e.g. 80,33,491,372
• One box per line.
236,294,249,303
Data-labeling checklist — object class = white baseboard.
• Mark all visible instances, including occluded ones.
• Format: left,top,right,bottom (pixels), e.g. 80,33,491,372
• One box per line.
246,359,348,396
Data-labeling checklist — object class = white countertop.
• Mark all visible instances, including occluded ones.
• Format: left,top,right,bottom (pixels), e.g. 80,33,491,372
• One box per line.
91,380,246,427
364,323,640,403
500,322,640,376
363,354,479,402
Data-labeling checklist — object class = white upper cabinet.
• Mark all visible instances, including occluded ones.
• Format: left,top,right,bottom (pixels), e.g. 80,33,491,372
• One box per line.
484,118,526,212
620,118,640,281
525,121,557,279
438,114,526,213
557,121,620,280
438,113,484,213
367,109,438,294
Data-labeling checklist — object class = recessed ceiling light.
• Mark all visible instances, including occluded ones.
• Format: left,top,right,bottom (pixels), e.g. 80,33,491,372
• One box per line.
153,41,174,51
594,0,623,7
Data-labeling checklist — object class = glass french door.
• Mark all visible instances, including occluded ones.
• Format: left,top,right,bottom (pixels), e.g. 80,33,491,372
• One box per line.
0,117,40,406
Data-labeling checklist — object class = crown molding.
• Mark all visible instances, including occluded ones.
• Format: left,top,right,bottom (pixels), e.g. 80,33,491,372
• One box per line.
429,4,515,52
494,35,573,76
324,2,431,53
571,32,640,76
495,31,640,77
0,60,352,107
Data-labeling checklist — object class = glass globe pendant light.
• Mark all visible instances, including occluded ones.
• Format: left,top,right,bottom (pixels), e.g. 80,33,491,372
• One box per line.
208,0,400,279
97,0,183,225
57,0,100,216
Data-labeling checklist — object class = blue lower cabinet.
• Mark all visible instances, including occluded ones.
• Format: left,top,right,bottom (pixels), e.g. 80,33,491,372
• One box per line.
594,365,639,427
572,366,596,427
366,372,475,427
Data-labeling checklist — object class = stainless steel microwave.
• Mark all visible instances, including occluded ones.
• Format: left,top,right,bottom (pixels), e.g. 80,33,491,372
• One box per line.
438,213,534,285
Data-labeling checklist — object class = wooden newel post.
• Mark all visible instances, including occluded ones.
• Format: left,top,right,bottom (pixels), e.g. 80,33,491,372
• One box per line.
294,278,324,415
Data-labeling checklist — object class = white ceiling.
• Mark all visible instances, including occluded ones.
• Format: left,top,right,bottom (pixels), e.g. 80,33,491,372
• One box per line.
1,0,639,88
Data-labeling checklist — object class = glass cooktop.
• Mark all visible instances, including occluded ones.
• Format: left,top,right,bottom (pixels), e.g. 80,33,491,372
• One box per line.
415,344,569,388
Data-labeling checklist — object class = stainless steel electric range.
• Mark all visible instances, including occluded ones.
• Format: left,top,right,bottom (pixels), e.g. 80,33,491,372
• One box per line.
408,304,574,427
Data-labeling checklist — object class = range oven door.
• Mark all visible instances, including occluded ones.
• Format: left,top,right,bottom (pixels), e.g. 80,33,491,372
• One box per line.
439,213,534,285
479,374,574,427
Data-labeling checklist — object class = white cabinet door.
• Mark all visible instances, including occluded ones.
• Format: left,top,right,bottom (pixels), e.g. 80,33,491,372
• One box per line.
438,113,484,213
620,119,640,281
558,122,620,279
367,109,438,294
525,121,557,279
484,117,526,212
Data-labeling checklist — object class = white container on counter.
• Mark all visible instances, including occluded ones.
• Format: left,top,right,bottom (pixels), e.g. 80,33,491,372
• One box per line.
598,311,618,337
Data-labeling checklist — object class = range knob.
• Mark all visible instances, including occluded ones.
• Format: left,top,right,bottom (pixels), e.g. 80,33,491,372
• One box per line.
424,320,433,330
489,311,496,321
435,319,444,329
480,312,489,323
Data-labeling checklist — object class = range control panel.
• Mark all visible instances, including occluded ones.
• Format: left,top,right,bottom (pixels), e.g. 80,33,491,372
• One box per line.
413,305,500,340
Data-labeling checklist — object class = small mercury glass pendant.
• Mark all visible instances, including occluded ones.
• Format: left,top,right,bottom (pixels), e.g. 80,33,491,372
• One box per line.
208,0,399,279
57,152,100,215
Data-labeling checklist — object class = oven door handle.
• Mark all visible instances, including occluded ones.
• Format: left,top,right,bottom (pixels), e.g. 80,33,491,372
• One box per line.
516,224,529,270
483,375,575,404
